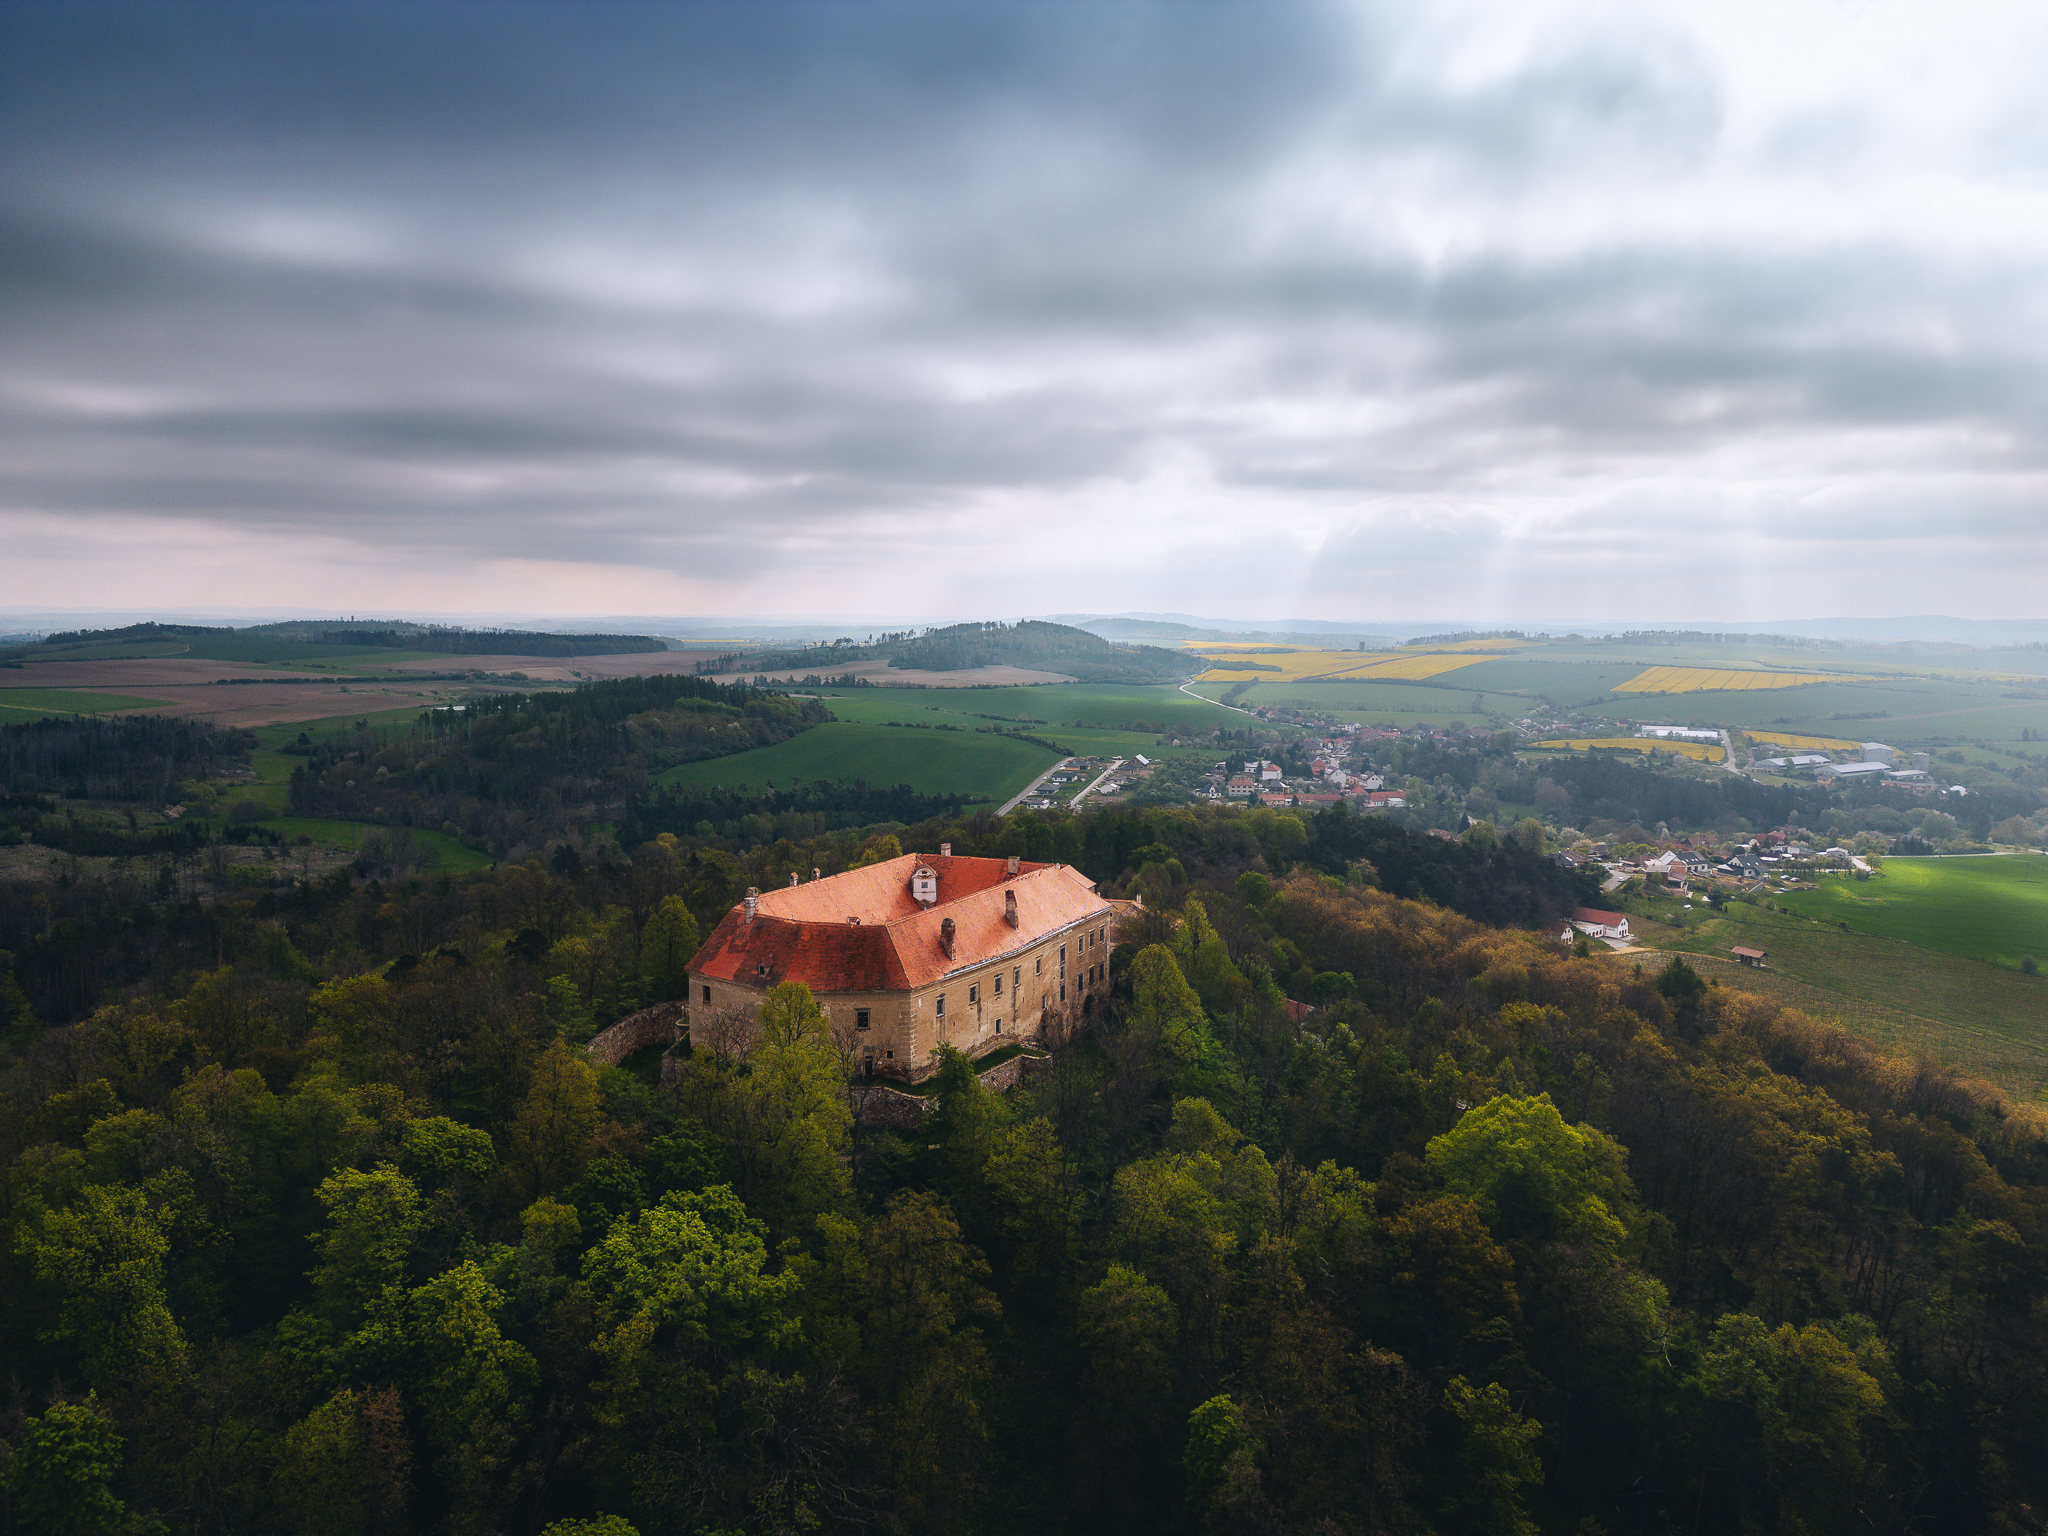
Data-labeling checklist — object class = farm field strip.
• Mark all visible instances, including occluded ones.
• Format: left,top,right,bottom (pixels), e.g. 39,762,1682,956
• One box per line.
1745,729,1863,752
1624,896,2048,1101
0,687,175,715
1192,646,1496,682
258,816,494,870
1600,942,2048,1102
1772,856,2048,971
655,719,1059,804
1397,637,1540,652
1532,737,1725,761
1616,665,1842,693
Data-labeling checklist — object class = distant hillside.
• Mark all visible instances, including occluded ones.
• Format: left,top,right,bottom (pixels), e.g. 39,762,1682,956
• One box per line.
33,620,669,658
745,620,1196,684
1065,615,1403,648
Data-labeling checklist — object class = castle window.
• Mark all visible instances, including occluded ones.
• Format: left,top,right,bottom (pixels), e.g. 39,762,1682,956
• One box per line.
936,993,946,1018
993,973,1002,996
702,985,712,1004
968,983,979,1006
855,1009,870,1031
1035,955,1042,976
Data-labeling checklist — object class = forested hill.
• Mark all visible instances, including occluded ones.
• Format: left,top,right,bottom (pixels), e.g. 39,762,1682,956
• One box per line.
29,620,670,658
2,790,2045,1533
747,620,1197,683
287,674,830,851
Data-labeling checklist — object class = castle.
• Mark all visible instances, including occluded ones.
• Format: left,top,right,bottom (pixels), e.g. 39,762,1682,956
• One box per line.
685,846,1115,1080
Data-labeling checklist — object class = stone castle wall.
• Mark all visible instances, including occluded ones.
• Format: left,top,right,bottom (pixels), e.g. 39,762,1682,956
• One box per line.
584,1001,687,1067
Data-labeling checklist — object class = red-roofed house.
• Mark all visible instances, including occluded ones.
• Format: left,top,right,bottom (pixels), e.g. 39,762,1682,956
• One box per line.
687,849,1114,1081
1571,907,1632,942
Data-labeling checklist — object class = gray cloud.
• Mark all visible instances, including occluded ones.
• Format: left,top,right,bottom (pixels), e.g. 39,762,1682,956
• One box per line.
3,0,2045,619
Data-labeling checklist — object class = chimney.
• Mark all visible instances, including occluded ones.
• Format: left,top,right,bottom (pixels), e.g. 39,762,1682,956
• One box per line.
811,867,821,882
1004,888,1019,928
940,842,952,858
1135,893,1144,909
1006,854,1019,875
940,917,956,959
744,887,758,921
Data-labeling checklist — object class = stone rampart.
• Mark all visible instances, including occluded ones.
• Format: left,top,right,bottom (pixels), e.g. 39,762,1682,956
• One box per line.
849,1083,931,1130
974,1051,1050,1093
585,1001,687,1067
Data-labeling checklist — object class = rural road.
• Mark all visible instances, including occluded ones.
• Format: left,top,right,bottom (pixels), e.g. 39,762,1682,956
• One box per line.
1069,759,1127,809
998,760,1073,816
1181,680,1254,716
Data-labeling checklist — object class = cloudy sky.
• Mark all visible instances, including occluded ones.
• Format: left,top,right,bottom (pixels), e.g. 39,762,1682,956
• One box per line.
6,0,2047,626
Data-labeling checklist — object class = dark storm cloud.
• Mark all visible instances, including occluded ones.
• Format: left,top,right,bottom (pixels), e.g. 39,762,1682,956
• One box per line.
3,0,2045,616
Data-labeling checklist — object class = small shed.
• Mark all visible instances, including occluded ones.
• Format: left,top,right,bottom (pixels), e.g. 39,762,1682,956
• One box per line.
1731,946,1768,968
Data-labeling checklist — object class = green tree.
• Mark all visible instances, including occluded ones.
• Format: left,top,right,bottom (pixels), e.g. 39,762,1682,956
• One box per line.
1697,1313,1888,1531
1383,1194,1519,1366
755,978,827,1047
1442,1376,1542,1536
5,1398,128,1536
1128,945,1207,1066
345,1261,537,1531
504,1039,602,1201
310,1164,427,1325
1184,1394,1267,1533
981,1116,1077,1305
639,895,701,1002
19,1180,188,1386
703,988,852,1239
1425,1093,1633,1253
273,1386,412,1536
397,1115,498,1193
859,1192,1001,1533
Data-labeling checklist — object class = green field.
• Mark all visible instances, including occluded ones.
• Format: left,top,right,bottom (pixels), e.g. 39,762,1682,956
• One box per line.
0,687,171,721
656,720,1061,803
259,816,494,871
1618,895,2048,1101
823,682,1228,734
1189,678,1516,725
798,683,1249,766
1440,659,1652,704
1773,856,2048,971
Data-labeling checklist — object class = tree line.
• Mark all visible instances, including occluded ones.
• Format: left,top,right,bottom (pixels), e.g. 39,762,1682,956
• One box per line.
1,789,2042,1533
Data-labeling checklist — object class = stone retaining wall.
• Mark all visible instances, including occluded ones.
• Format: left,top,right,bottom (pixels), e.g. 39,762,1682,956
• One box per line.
975,1051,1050,1093
849,1084,931,1130
584,1001,687,1067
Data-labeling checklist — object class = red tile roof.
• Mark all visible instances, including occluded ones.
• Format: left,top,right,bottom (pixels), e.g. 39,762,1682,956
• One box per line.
689,853,1110,994
1574,907,1628,927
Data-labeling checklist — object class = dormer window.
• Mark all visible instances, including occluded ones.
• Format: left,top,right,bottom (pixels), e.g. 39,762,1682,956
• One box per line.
911,864,938,905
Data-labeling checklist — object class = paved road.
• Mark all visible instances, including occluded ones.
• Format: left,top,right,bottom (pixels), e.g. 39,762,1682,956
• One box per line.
1718,728,1744,775
997,759,1075,816
1181,680,1256,716
1070,758,1127,808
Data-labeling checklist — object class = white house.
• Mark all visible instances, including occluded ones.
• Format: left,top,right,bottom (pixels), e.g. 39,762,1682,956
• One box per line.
1572,906,1632,942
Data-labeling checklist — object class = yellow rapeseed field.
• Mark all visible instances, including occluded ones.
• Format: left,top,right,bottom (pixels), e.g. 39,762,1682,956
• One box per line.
1193,647,1495,682
1399,637,1539,652
1745,729,1861,753
1533,737,1726,763
1615,666,1838,694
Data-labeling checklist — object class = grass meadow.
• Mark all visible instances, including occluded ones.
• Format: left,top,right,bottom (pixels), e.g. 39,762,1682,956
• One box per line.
1773,856,2048,971
0,688,171,721
258,816,494,871
656,720,1060,804
1189,678,1518,725
1619,887,2048,1101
